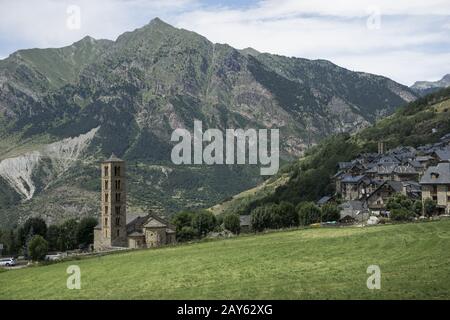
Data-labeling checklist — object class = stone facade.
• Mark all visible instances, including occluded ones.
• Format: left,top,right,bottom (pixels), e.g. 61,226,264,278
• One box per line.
94,154,176,250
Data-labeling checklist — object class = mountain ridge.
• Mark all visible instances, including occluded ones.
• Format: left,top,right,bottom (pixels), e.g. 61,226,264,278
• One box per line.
0,18,418,227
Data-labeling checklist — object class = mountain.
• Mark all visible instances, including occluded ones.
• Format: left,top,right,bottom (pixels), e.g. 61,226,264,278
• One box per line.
411,74,450,96
211,87,450,216
0,18,417,227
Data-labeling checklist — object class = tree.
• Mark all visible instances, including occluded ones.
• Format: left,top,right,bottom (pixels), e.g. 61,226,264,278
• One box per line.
28,235,48,261
386,193,413,211
277,201,299,227
223,213,241,234
18,217,47,246
412,200,423,216
57,219,79,251
191,210,217,237
46,225,61,252
250,205,272,232
77,217,98,248
0,229,20,256
423,198,437,216
321,204,340,222
171,211,195,233
297,202,321,226
390,208,415,221
177,226,196,242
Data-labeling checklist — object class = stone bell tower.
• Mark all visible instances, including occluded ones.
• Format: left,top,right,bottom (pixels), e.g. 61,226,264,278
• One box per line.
100,153,127,247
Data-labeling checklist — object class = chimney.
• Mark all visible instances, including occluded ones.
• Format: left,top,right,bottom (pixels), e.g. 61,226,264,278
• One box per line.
378,141,385,154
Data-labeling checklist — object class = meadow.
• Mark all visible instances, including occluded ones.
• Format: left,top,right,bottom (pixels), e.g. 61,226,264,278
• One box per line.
1,220,449,299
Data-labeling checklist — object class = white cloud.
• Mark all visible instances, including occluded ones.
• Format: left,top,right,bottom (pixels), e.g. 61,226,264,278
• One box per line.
174,0,450,85
0,0,449,85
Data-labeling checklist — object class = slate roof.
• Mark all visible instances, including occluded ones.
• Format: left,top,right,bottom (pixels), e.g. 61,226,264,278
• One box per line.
143,219,167,228
105,153,124,162
341,174,366,183
338,162,354,170
433,147,450,161
128,231,144,237
239,215,252,227
440,133,450,141
365,163,397,174
317,196,332,205
339,200,368,213
415,156,433,162
393,165,419,174
420,162,450,184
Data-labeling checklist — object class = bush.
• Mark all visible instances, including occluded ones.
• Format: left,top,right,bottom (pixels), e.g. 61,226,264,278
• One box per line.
277,201,299,227
321,204,340,222
423,198,437,216
386,193,413,211
390,208,415,221
412,200,423,215
223,213,241,234
297,202,321,226
177,226,196,242
191,210,217,237
28,235,48,261
250,205,272,232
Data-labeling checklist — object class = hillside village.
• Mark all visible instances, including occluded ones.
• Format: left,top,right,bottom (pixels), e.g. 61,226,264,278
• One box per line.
329,135,450,223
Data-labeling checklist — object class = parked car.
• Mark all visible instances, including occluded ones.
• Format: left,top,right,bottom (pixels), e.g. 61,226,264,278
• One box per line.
0,257,16,267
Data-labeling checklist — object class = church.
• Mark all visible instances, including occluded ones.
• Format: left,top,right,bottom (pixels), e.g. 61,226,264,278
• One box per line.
93,154,176,250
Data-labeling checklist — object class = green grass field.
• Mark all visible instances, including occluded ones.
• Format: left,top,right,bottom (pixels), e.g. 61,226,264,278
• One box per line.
1,220,450,300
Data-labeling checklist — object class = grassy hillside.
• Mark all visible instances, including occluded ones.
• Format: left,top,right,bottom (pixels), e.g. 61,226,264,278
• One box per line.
215,87,450,215
1,220,449,299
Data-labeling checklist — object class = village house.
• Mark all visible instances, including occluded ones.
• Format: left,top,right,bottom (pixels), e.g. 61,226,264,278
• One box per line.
420,162,450,214
366,180,403,211
331,138,450,220
338,200,370,223
94,154,176,250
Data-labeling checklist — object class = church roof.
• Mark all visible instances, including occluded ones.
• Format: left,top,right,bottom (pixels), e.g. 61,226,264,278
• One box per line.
126,213,176,233
105,153,124,162
143,218,167,228
128,231,144,237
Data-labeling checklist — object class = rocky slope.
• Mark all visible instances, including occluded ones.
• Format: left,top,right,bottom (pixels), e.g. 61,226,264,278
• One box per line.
411,74,450,96
0,18,417,227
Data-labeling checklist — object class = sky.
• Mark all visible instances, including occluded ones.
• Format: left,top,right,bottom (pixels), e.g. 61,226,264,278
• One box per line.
0,0,449,86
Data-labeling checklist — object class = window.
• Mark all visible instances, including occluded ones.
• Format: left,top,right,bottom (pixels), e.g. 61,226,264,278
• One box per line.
433,196,437,201
105,193,108,202
115,216,120,226
105,206,108,214
104,217,108,226
115,180,121,190
115,206,120,215
117,229,120,237
104,166,108,176
116,193,121,202
105,180,108,190
105,229,108,237
114,166,121,177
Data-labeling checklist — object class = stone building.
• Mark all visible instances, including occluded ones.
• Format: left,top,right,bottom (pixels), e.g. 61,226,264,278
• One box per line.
94,154,176,250
420,162,450,214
